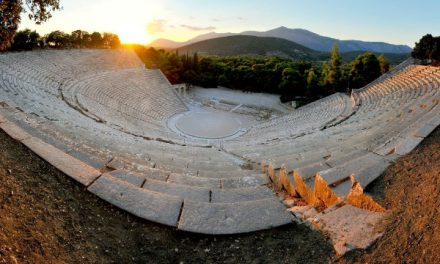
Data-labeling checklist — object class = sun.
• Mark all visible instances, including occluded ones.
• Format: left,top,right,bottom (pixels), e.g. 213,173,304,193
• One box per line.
117,27,152,44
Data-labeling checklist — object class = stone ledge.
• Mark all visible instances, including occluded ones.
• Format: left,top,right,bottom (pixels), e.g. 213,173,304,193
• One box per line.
178,198,293,234
211,186,275,203
21,137,101,186
314,205,388,255
88,174,183,227
143,178,210,202
0,121,32,141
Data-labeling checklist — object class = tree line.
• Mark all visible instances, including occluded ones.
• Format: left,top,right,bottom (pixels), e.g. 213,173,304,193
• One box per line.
1,0,61,50
8,29,121,51
412,34,440,64
132,44,390,103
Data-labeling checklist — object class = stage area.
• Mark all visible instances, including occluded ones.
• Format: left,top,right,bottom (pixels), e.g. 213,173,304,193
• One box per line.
175,111,243,139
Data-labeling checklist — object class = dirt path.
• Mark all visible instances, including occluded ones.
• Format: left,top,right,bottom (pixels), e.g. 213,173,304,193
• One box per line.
0,127,439,263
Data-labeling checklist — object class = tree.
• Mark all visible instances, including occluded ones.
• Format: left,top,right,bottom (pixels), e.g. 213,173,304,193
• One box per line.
412,34,440,62
102,32,121,49
71,30,90,48
0,0,61,50
90,32,103,48
46,30,70,48
306,68,320,98
278,67,306,101
350,52,381,89
378,54,390,74
322,44,344,93
10,28,40,50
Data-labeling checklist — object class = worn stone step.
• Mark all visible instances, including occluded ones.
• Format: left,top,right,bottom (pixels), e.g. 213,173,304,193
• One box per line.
269,150,330,172
0,121,31,141
197,169,258,179
296,161,331,179
211,186,275,203
414,123,438,138
315,205,387,256
325,149,369,168
221,174,269,188
22,136,101,186
143,178,210,202
88,173,182,227
375,134,424,158
6,117,109,169
168,173,221,188
319,153,390,187
178,198,293,234
107,169,146,187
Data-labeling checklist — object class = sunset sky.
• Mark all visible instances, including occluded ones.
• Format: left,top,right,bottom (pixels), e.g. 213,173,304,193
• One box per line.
18,0,440,46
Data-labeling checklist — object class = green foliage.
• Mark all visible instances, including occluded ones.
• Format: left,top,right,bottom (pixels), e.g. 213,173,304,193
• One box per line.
103,33,121,49
340,51,409,65
133,45,397,103
46,30,70,48
0,0,61,50
7,29,121,51
412,34,440,63
378,54,390,74
319,44,348,93
90,32,103,48
350,52,382,88
10,28,40,51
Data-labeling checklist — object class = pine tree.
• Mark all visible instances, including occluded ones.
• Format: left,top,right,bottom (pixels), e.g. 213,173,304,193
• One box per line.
378,54,390,74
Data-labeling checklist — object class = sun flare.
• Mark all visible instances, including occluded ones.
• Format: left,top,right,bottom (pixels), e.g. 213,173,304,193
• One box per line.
117,26,152,44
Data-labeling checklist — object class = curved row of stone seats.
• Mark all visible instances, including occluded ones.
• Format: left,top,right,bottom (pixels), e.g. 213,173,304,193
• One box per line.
0,49,295,234
232,64,439,197
225,93,354,148
0,109,292,234
61,68,188,140
0,49,195,144
0,49,146,116
0,49,143,93
0,101,262,186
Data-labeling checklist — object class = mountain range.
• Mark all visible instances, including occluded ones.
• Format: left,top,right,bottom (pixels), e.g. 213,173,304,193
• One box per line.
175,35,322,60
175,35,410,64
149,27,412,54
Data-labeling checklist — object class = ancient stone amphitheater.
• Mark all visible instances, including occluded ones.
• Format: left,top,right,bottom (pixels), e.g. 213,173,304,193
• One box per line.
0,49,438,251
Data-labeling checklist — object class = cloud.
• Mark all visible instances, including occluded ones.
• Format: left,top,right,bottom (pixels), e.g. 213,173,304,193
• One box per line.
236,17,245,20
180,24,216,31
147,19,167,34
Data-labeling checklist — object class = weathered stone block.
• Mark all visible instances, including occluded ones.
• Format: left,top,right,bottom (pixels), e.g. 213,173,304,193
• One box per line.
88,174,182,227
178,198,293,234
0,121,31,141
294,170,318,206
143,178,210,202
313,174,341,208
346,178,385,212
168,173,220,188
221,174,269,189
316,205,387,255
108,170,145,187
211,186,274,203
279,166,297,196
22,137,101,186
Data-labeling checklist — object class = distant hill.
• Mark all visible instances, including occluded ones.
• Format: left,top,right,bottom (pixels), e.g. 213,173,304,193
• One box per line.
241,27,412,53
175,35,410,64
149,26,412,54
176,35,323,60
